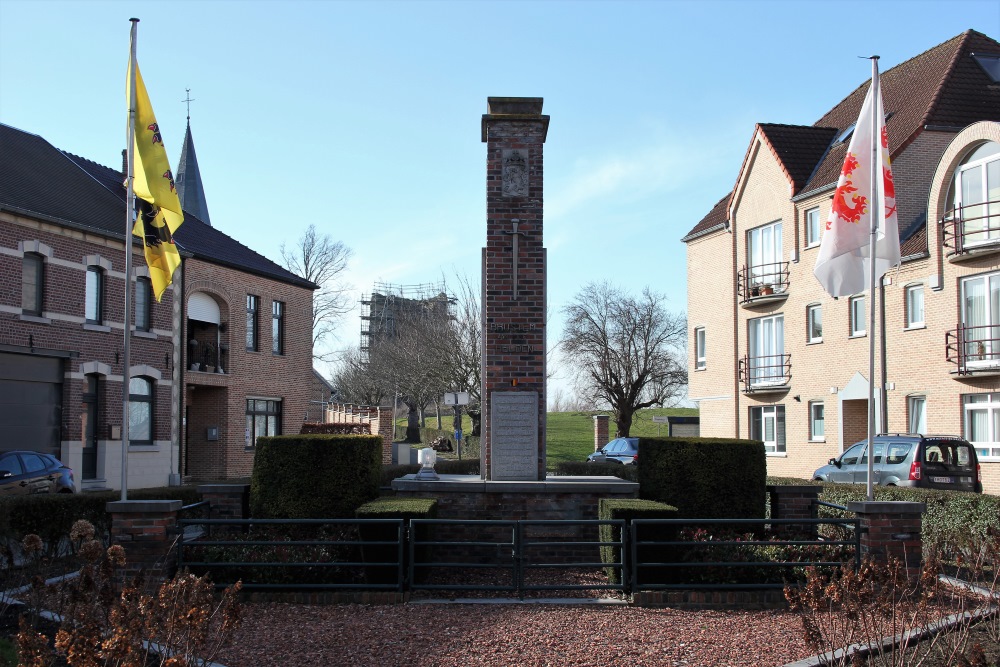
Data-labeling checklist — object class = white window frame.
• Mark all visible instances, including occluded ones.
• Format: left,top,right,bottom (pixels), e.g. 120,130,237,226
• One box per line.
807,304,822,343
960,271,1000,366
809,401,824,441
805,207,821,248
748,314,785,386
694,327,706,370
747,220,783,288
963,393,1000,460
905,284,925,329
908,395,926,434
750,405,785,454
954,142,1000,247
85,266,104,324
850,295,866,336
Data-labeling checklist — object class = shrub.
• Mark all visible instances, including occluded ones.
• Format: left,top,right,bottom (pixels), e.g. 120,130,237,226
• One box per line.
598,498,678,586
356,498,438,585
638,437,766,519
554,461,637,482
250,434,381,518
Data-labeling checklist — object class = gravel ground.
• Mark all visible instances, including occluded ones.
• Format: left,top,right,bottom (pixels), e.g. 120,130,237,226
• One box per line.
216,602,813,667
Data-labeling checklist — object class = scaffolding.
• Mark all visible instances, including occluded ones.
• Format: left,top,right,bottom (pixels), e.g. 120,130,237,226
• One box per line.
360,281,456,359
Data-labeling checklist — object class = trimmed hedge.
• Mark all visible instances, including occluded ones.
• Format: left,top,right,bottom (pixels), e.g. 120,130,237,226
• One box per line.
638,437,766,519
598,498,678,585
355,497,438,519
355,497,438,585
554,461,637,482
250,434,381,518
0,486,201,552
300,422,370,435
815,482,1000,551
380,459,481,487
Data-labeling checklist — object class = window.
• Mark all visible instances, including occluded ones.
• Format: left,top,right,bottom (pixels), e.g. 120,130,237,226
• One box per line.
135,277,152,331
246,399,281,447
272,301,285,355
246,295,259,351
850,295,866,336
809,401,824,441
807,304,822,343
805,207,821,248
748,315,784,386
694,327,706,369
127,377,153,445
952,141,999,246
747,220,783,288
908,395,926,434
972,53,1000,82
85,266,104,324
905,284,924,328
22,253,44,315
750,405,785,454
960,272,1000,363
963,393,1000,460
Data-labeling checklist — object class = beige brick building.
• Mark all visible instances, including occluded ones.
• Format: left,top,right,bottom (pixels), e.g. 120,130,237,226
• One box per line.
683,31,1000,495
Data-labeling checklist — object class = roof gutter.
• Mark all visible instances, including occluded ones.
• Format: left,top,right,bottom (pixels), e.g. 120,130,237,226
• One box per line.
681,221,728,243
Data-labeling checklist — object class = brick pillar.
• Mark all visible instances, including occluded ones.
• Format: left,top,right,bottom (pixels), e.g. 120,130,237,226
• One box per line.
767,484,821,538
481,97,550,481
107,499,181,584
376,406,394,464
198,484,249,519
593,415,609,452
848,501,925,580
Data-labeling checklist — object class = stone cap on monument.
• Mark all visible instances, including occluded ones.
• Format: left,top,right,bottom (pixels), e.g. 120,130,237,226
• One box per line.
482,97,549,142
487,97,544,115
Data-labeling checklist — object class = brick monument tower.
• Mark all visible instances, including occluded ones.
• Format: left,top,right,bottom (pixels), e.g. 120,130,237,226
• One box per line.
481,97,549,481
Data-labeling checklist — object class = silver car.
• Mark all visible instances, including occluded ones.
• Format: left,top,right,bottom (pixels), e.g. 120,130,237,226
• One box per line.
587,437,639,465
812,434,982,493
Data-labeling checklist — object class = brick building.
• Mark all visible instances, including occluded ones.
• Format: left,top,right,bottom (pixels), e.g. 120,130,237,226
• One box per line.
0,122,317,490
683,31,1000,494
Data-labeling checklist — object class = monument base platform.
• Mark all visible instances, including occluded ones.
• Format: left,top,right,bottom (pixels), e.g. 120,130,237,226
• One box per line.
390,474,639,522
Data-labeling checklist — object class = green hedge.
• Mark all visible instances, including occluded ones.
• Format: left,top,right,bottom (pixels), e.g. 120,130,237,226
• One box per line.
815,483,1000,551
638,437,766,519
355,497,438,519
0,487,200,553
598,498,678,585
250,434,381,518
355,497,438,585
554,461,637,482
380,459,481,487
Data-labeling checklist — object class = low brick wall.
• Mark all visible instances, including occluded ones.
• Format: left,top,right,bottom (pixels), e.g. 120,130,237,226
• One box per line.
633,589,788,610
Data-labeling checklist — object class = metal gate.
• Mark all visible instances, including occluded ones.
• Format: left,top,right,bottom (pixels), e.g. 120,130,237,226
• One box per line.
408,519,628,597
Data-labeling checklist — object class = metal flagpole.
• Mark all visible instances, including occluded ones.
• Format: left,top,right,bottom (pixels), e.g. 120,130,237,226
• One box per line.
865,56,881,502
121,18,140,502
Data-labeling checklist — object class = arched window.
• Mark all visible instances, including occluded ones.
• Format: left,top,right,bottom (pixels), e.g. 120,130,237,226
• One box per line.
128,377,154,445
951,141,1000,246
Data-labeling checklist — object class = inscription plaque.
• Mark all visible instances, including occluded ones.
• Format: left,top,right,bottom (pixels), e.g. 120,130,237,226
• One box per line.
490,391,539,481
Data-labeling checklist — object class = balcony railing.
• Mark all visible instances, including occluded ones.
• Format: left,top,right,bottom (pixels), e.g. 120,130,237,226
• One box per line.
945,324,1000,376
940,199,1000,259
738,354,791,393
737,262,790,304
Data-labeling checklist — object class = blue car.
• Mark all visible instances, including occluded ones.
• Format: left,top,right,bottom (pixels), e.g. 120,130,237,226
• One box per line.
587,437,639,465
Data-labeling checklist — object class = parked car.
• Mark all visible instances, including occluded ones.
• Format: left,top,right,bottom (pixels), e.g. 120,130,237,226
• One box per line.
0,451,76,496
812,434,982,493
587,437,639,465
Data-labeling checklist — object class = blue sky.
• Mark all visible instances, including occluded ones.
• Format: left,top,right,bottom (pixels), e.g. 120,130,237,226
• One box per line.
1,0,998,401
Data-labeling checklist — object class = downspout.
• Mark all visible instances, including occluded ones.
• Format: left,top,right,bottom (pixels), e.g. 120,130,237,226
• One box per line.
729,207,740,438
171,258,186,486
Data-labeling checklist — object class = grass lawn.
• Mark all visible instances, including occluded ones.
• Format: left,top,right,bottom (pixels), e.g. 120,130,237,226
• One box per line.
402,407,699,469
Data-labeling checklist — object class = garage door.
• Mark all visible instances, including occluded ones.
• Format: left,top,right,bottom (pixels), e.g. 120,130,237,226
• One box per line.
0,352,62,455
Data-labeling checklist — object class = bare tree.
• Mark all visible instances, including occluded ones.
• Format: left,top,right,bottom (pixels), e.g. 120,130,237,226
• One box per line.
440,273,482,435
561,282,687,436
280,225,353,363
331,346,387,406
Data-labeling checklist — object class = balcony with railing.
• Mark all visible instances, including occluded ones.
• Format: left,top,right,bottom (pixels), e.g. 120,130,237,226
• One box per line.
738,353,791,393
945,324,1000,377
737,262,790,307
940,199,1000,261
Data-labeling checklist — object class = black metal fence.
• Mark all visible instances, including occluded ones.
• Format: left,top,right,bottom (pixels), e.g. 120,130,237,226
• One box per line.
177,516,859,595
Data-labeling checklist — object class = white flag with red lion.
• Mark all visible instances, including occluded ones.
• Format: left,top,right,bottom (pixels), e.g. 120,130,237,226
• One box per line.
814,71,900,297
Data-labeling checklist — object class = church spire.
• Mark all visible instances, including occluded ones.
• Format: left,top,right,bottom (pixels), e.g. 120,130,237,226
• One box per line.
175,89,211,225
